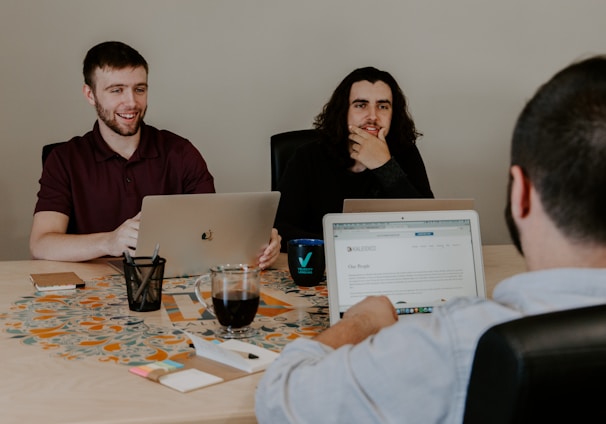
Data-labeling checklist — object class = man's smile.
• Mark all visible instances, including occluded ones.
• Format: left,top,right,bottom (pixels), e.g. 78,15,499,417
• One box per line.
117,112,138,120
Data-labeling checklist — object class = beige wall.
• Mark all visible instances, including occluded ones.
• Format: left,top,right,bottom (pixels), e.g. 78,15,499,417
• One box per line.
1,0,604,260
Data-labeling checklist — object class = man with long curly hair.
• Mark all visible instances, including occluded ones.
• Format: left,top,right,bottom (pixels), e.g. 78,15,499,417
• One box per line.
274,67,434,251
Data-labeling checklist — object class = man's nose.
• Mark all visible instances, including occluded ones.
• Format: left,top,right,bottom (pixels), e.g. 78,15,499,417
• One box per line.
367,107,377,121
123,89,137,106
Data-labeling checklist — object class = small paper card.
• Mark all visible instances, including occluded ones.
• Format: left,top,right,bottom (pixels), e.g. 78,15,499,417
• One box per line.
129,360,224,392
158,369,224,393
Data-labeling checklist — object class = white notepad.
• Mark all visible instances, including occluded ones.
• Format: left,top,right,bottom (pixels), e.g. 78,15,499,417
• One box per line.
187,332,278,373
158,369,224,393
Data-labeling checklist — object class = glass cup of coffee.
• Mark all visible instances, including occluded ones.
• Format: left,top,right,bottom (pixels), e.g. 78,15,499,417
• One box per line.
194,264,260,339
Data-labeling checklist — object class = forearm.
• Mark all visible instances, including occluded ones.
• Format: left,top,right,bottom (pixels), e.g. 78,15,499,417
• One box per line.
257,298,397,422
30,232,113,262
314,295,398,349
256,324,393,423
313,314,380,349
255,339,340,423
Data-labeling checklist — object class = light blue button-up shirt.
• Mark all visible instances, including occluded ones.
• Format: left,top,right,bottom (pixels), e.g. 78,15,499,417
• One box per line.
256,268,606,423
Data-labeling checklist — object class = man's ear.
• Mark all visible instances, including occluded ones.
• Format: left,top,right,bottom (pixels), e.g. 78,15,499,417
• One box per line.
509,165,532,220
83,84,95,106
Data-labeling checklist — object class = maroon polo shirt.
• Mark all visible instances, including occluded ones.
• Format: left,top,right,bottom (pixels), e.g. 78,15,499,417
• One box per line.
35,121,215,235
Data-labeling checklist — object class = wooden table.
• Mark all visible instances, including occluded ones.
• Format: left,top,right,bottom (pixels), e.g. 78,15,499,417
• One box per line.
0,245,525,424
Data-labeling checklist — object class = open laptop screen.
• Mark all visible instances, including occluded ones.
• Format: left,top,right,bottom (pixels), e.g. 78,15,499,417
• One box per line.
323,211,486,325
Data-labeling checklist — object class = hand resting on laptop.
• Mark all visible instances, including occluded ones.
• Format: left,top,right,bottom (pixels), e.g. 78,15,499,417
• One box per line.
314,295,398,349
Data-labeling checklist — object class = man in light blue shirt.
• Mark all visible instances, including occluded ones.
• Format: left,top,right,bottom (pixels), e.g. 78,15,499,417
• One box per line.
256,56,606,423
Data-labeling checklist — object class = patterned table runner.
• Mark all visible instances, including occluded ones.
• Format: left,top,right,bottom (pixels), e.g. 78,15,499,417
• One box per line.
0,270,328,365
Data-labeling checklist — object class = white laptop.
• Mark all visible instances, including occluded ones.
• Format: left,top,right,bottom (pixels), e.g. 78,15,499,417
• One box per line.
323,210,486,325
131,192,280,278
342,198,475,213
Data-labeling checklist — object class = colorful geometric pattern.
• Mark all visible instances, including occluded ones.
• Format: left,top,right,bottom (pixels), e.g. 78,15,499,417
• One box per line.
0,270,328,365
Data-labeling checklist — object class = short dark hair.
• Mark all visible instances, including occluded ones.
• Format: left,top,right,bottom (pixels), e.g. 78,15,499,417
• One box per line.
510,55,606,244
83,41,148,89
313,67,421,168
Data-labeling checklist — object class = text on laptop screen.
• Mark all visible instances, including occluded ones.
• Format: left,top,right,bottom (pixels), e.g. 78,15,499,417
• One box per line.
331,218,481,315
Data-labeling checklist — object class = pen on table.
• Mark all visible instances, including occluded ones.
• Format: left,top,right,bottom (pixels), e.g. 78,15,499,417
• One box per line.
188,343,259,359
232,350,259,360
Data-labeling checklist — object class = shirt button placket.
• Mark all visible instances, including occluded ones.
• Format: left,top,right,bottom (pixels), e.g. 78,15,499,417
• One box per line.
124,166,136,195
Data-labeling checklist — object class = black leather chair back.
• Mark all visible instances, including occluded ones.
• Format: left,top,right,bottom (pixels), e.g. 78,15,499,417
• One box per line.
270,129,319,191
463,304,606,423
42,142,66,166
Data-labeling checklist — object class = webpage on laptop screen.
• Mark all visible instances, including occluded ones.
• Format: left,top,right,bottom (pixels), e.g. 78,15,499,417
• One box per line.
333,219,478,314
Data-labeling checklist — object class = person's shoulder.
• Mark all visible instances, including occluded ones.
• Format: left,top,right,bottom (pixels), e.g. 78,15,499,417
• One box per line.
391,138,420,153
142,125,206,166
390,140,424,164
57,126,95,146
45,129,96,160
285,141,333,171
295,139,328,156
142,124,200,155
143,124,190,144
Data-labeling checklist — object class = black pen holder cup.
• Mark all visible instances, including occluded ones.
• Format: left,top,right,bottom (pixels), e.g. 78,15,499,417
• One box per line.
123,256,166,312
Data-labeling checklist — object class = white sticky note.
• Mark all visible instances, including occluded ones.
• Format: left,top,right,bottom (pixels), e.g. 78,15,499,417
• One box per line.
158,368,224,393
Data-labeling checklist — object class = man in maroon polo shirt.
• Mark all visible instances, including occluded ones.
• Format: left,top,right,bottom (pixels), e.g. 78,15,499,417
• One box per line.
30,41,280,267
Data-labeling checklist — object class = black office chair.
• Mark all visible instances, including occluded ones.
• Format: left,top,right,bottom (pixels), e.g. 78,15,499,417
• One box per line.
270,129,319,191
463,304,606,423
42,142,66,166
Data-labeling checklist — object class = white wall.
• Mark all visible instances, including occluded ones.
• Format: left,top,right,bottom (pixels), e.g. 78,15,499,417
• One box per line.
1,0,604,260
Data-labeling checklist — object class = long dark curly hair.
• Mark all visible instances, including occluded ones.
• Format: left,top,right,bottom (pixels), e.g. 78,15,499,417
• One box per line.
313,66,421,168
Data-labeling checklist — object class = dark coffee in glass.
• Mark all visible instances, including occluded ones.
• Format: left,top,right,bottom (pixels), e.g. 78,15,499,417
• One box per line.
194,264,261,339
212,291,260,328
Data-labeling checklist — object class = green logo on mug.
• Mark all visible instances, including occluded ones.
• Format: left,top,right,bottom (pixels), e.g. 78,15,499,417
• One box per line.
298,252,313,267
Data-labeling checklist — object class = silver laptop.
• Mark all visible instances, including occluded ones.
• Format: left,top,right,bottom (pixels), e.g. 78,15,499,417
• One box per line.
131,192,280,278
323,210,486,325
342,198,474,213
